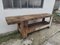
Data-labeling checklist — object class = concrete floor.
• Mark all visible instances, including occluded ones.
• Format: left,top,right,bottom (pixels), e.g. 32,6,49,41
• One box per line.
0,23,60,45
42,32,60,45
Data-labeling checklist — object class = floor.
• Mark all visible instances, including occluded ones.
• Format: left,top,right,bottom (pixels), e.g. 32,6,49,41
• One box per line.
42,32,60,45
0,23,60,45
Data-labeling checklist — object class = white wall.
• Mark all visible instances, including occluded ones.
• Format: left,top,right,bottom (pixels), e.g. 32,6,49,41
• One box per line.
54,1,60,9
0,0,55,34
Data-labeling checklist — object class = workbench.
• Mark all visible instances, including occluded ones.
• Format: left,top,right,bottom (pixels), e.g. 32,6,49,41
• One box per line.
6,13,53,38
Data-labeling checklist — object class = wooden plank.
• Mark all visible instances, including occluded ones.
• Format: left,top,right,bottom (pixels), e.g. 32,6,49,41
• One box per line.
6,13,52,25
28,21,49,33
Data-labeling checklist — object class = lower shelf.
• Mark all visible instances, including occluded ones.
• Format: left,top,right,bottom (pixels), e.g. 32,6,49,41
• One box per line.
28,21,50,33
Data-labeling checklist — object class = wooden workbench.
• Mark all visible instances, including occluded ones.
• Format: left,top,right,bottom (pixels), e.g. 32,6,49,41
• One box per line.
6,13,53,38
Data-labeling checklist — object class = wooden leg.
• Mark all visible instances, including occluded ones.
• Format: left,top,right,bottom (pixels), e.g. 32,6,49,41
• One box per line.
42,18,45,22
49,16,53,27
20,21,28,38
17,23,20,32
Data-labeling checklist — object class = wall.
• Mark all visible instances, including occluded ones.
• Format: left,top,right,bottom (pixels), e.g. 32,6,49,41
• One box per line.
54,0,60,9
0,0,55,34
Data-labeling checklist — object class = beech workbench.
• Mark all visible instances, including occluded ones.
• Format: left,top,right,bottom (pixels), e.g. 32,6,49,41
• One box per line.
6,13,53,38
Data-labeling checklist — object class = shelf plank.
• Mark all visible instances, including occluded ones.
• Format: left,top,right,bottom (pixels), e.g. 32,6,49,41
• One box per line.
28,21,49,33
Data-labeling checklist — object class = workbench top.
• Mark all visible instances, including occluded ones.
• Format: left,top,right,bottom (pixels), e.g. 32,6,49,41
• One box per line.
6,13,52,25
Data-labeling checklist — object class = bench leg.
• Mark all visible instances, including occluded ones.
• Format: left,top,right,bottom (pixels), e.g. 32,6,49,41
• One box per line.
17,23,20,32
49,16,53,27
20,21,28,38
42,18,45,22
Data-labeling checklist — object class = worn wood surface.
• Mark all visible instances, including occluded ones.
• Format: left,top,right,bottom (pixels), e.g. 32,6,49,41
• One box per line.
28,21,49,33
5,13,52,38
6,13,52,25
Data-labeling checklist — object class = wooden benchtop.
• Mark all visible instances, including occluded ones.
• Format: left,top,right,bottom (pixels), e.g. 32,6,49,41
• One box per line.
6,13,52,25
